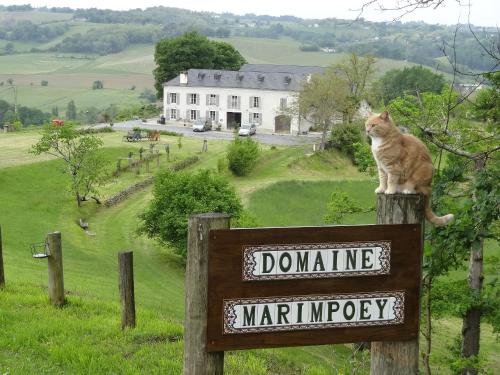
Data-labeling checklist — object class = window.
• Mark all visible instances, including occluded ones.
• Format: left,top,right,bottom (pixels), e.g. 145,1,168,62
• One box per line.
209,110,217,121
253,96,260,108
170,109,177,119
170,93,177,104
280,98,287,110
190,110,197,120
231,95,239,108
190,93,198,105
209,94,217,105
252,113,261,123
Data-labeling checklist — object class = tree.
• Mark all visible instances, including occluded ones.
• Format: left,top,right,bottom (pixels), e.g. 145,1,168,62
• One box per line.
30,123,105,207
92,80,103,90
51,106,59,117
153,31,246,98
66,100,76,120
333,53,376,122
388,84,499,375
139,169,242,262
294,67,350,150
375,66,446,103
4,42,14,54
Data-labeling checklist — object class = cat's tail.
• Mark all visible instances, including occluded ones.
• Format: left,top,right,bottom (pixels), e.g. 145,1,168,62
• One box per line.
419,187,454,226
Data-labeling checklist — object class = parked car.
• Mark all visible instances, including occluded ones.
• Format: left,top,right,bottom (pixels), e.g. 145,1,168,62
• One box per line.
192,118,212,132
238,123,257,136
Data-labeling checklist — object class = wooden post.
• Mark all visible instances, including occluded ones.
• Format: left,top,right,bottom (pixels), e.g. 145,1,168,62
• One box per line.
370,193,424,375
0,225,5,288
47,232,65,307
118,251,136,329
184,213,229,375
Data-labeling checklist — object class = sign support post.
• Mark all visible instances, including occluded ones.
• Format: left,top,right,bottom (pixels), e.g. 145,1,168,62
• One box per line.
184,213,229,375
370,193,424,375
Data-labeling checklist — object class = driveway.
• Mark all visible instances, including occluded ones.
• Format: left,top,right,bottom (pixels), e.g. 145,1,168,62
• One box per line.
111,119,321,146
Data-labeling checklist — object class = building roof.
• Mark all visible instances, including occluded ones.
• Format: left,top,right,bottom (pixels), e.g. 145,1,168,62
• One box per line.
164,64,325,92
239,64,325,75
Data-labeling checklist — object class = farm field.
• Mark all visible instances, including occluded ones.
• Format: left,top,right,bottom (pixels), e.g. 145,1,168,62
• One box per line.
0,129,499,374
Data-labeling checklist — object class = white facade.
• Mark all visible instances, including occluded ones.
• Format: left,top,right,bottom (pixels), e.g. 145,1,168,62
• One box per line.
163,85,304,134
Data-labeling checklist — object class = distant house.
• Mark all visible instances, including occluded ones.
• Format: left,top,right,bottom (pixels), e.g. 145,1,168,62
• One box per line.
453,83,484,96
163,64,324,134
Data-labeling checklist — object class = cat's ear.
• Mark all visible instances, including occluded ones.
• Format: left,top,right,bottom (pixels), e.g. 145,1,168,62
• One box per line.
379,111,389,121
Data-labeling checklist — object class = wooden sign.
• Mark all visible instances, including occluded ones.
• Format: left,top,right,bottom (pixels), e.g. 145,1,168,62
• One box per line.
207,224,422,352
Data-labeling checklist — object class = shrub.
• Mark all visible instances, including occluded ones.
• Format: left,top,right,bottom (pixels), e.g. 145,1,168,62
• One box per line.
227,137,260,176
329,122,364,160
159,130,183,137
139,169,242,262
41,80,48,86
352,142,376,175
170,156,199,171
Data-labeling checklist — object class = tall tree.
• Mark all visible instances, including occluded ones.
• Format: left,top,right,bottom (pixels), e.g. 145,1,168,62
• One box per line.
376,66,446,103
294,67,350,150
388,82,499,375
66,100,77,120
153,31,246,98
334,53,376,122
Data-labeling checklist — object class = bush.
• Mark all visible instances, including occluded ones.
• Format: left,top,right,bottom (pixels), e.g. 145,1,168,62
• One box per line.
41,80,48,86
170,156,199,171
227,137,260,176
139,169,242,262
329,122,364,160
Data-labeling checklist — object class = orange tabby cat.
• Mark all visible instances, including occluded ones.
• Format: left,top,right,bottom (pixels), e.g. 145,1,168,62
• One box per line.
365,111,454,226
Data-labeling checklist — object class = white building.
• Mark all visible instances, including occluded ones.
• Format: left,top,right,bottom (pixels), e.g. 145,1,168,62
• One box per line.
163,64,324,134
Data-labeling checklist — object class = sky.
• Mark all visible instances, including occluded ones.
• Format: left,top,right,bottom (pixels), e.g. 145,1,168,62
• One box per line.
2,0,499,27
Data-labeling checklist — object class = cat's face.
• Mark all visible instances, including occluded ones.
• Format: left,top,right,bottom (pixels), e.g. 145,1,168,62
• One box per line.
365,111,394,138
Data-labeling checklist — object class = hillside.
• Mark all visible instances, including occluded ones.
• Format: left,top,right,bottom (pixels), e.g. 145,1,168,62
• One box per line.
0,5,488,115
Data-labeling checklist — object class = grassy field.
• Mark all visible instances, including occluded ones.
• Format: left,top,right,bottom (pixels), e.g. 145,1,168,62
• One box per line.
0,129,498,374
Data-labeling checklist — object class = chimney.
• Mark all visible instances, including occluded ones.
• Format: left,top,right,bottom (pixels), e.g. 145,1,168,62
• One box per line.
180,71,188,85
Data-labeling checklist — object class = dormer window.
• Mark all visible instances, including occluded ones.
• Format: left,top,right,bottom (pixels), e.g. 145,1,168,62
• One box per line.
236,74,244,81
214,73,222,80
198,72,205,80
284,76,292,84
258,74,265,82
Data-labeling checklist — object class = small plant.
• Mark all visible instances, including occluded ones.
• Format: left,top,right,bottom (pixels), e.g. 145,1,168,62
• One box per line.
227,137,260,176
323,190,374,224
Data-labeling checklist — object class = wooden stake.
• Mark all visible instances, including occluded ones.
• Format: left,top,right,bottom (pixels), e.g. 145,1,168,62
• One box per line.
0,225,5,288
118,251,136,329
370,193,424,375
47,232,64,306
184,213,229,375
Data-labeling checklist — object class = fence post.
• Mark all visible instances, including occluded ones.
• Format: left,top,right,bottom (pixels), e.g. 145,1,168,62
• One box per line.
118,251,135,329
370,193,424,375
184,213,229,375
0,225,5,288
47,232,65,307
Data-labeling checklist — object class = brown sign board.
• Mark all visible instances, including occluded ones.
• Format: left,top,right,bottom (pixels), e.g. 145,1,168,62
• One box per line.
207,224,422,352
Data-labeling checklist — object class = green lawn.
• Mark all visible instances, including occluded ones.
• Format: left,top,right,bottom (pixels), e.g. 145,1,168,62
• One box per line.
0,130,498,374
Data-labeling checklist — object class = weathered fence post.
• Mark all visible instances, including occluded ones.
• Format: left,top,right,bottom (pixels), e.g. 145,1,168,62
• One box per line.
118,251,136,329
370,193,424,375
184,213,229,375
47,232,65,307
0,225,5,288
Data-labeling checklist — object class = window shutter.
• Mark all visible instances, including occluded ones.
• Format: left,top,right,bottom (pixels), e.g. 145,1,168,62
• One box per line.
237,96,241,109
177,109,180,119
186,93,190,105
176,93,180,104
196,110,200,119
206,94,210,105
166,92,171,104
227,95,231,109
259,114,262,124
249,96,254,108
216,111,219,122
216,95,219,106
206,110,209,119
257,97,261,108
249,112,252,123
186,109,189,119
